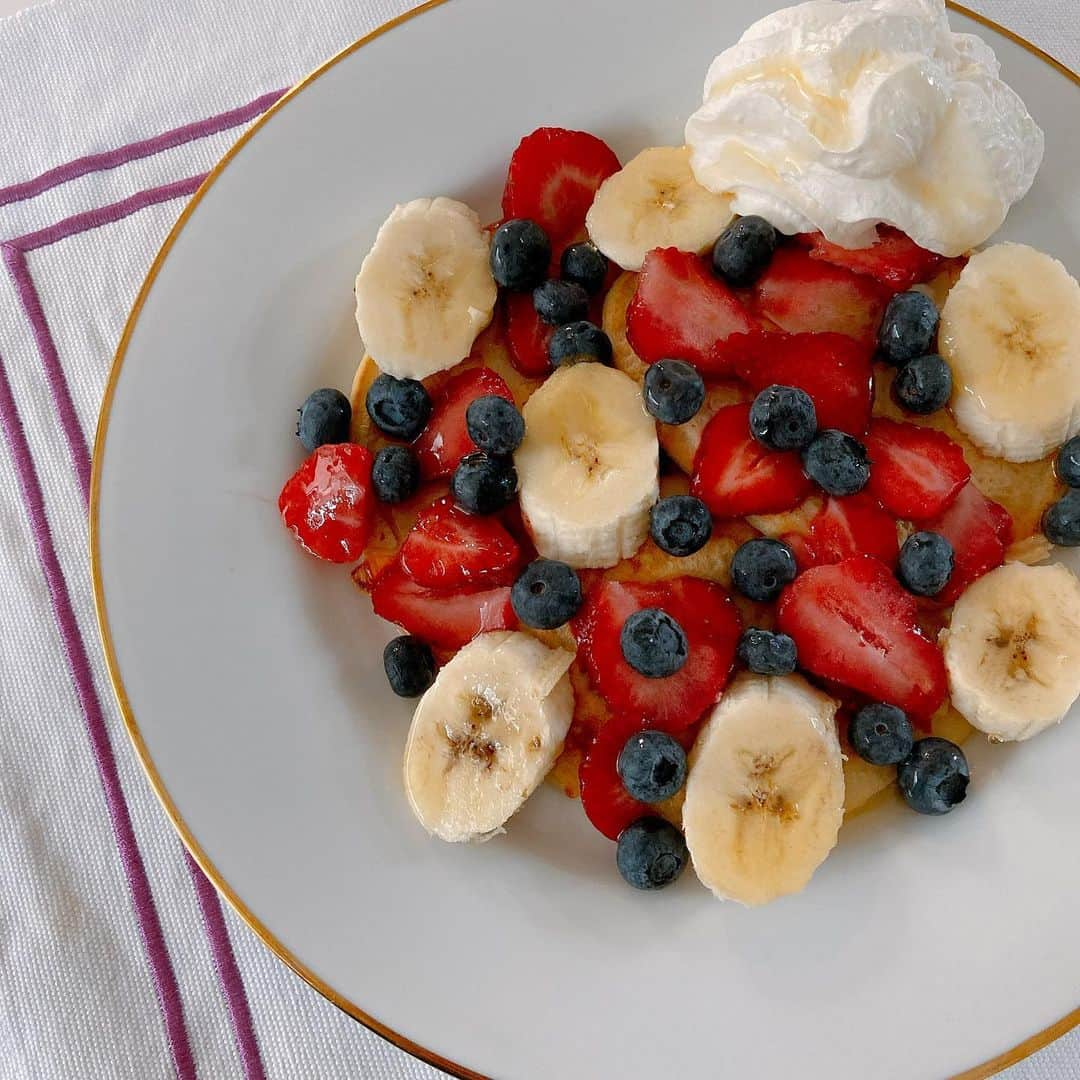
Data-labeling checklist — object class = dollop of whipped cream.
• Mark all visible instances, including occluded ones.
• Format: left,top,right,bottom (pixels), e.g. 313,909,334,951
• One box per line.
684,0,1044,256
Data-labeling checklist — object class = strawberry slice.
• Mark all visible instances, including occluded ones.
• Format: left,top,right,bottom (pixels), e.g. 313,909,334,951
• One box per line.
796,227,944,291
750,247,887,346
803,494,899,569
370,558,516,649
574,577,741,731
412,367,515,480
399,497,522,589
864,419,971,521
625,248,761,376
926,481,1012,604
735,331,873,435
279,444,374,564
501,127,620,248
505,292,553,376
776,556,947,719
691,402,813,517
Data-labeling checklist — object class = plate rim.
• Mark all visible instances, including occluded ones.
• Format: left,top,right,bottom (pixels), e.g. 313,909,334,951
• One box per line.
88,4,1080,1077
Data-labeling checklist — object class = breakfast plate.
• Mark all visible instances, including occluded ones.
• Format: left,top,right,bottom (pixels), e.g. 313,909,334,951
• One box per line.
92,1,1080,1076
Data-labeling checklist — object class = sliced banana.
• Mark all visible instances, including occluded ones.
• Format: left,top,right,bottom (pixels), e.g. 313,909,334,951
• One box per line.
586,146,733,272
515,363,659,568
403,632,575,842
939,243,1080,462
354,197,497,381
943,562,1080,741
683,674,845,906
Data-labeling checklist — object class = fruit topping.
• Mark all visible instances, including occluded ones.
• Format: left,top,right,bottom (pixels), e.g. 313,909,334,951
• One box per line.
366,372,432,441
799,227,943,291
506,291,555,376
848,703,914,766
926,481,1011,603
579,714,656,840
896,530,955,597
560,241,609,295
616,817,689,890
712,215,779,287
617,730,688,804
801,493,899,568
649,494,713,557
297,388,351,452
802,429,871,496
1057,436,1080,488
643,358,706,425
383,635,438,698
1044,490,1080,547
510,558,584,630
489,218,551,292
737,628,797,675
621,608,689,678
451,451,519,514
864,419,970,520
465,395,525,456
897,738,969,815
533,279,590,325
892,352,953,415
371,445,422,504
749,384,817,451
731,537,798,602
548,320,613,367
877,290,939,367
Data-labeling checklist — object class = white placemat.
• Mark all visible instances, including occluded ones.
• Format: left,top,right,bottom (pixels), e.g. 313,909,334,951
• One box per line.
0,1,1075,1077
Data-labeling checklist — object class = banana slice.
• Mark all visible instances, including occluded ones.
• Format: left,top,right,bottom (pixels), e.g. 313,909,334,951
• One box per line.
943,562,1080,742
683,674,845,906
354,197,497,381
586,146,733,272
515,363,659,568
939,243,1080,462
403,632,575,842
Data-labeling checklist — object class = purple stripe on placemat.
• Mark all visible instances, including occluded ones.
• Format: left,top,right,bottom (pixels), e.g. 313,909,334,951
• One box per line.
0,354,197,1080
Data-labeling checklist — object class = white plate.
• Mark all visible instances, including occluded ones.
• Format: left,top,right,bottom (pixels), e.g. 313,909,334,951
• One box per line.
92,3,1080,1077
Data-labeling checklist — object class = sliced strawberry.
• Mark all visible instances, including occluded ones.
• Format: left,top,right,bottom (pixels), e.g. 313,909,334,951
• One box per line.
735,331,873,435
412,367,515,480
579,714,653,841
776,556,947,719
691,402,813,518
505,291,554,376
279,444,374,564
796,227,944,291
927,481,1012,604
864,419,971,521
750,247,887,346
574,577,741,731
625,248,761,376
803,494,899,569
781,530,815,572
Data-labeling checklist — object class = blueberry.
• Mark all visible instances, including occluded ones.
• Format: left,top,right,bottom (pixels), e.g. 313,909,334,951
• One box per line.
560,242,609,296
731,538,798,602
533,279,590,326
749,384,818,451
877,291,939,367
643,359,706,425
371,445,421,504
365,373,432,440
650,495,713,557
892,353,952,415
1044,490,1080,547
849,703,914,766
897,531,954,596
489,219,551,292
548,320,613,367
511,559,583,630
617,731,688,803
737,628,797,675
711,215,778,287
620,609,688,679
451,451,518,514
296,388,351,452
1056,436,1080,488
615,817,688,890
803,429,871,496
383,635,437,698
897,737,969,815
466,395,525,456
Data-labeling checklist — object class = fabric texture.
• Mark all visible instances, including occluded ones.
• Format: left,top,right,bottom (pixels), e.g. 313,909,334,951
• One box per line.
0,1,1075,1077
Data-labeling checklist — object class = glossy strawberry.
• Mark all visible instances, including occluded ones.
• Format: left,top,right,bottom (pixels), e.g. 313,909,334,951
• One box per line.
279,444,374,563
796,227,944,291
926,481,1012,604
505,292,553,376
803,494,899,569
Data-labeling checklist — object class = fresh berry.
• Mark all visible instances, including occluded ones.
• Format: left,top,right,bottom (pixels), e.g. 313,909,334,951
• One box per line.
617,731,687,803
897,737,969,815
731,537,797,602
692,403,814,517
278,444,374,563
616,817,689,890
621,608,689,678
1057,436,1080,488
580,715,655,840
1044,490,1080,547
864,419,970,520
802,494,900,568
897,531,955,597
877,290,939,366
383,635,437,698
803,429,871,496
737,628,797,675
649,495,712,556
548,320,613,367
927,482,1011,603
892,353,952,415
798,227,943,291
776,555,948,719
510,558,583,630
466,395,525,456
296,388,351,451
451,451,518,514
365,373,431,440
371,445,421,504
533,279,590,325
849,703,914,766
560,241,608,295
489,218,551,291
413,367,515,478
711,215,778,287
643,358,706,425
506,292,554,376
575,577,742,730
626,248,760,376
399,497,521,588
749,385,817,451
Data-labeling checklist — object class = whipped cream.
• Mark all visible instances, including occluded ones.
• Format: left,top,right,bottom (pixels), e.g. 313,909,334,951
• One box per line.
684,0,1044,256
